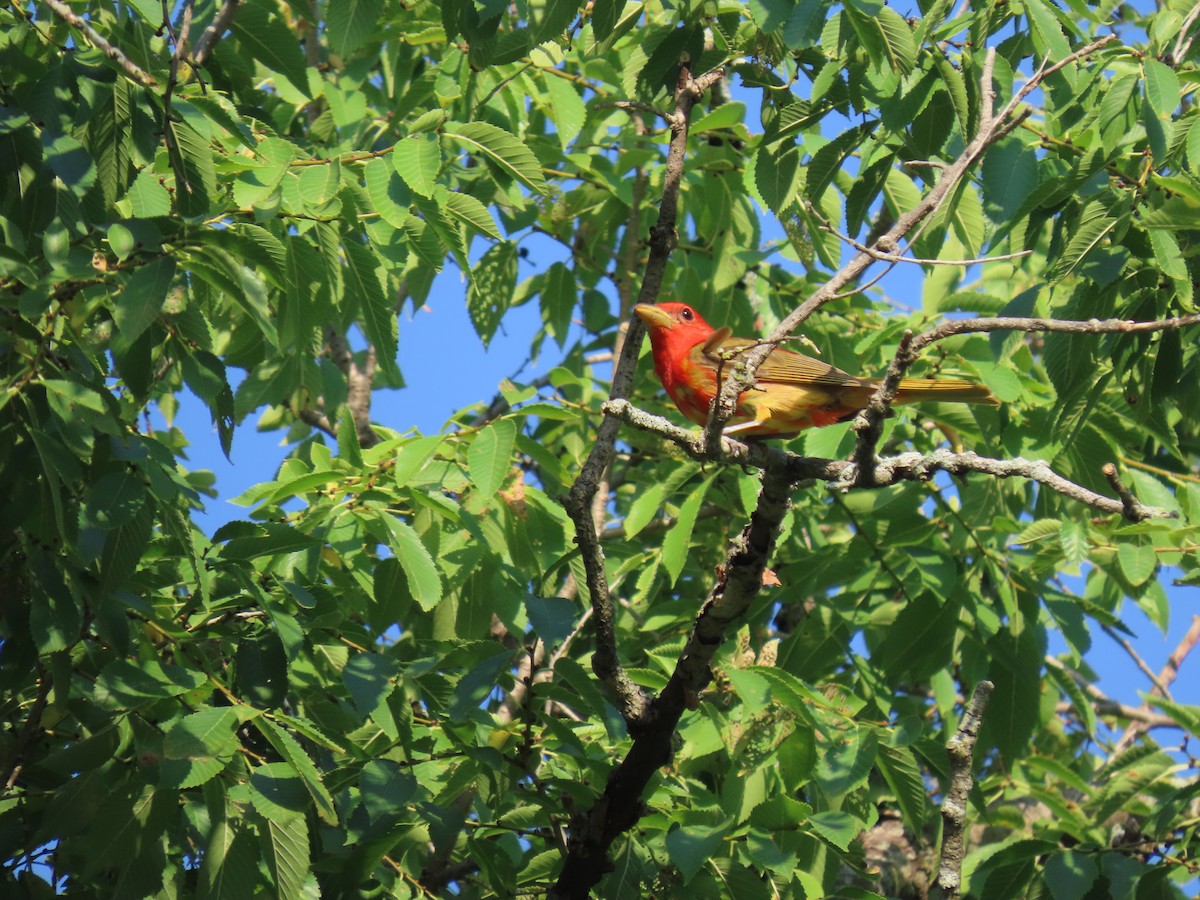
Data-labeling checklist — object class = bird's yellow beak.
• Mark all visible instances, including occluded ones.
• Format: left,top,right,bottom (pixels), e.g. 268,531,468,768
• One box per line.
634,304,673,329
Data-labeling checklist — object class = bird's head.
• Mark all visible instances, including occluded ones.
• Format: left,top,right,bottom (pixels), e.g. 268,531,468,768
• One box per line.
633,303,714,350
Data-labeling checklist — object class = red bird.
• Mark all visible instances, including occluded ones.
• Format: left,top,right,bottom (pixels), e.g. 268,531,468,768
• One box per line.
635,303,997,439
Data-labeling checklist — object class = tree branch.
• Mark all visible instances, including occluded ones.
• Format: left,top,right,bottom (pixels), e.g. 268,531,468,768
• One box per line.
710,35,1117,447
1112,615,1200,755
43,0,159,87
554,61,724,899
192,0,241,68
603,399,1176,521
563,62,721,729
937,680,993,900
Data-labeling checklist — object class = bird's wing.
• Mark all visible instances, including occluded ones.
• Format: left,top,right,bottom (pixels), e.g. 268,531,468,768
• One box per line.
699,332,868,390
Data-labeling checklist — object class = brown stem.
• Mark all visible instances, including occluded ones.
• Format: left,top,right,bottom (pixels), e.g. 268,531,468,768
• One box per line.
42,0,158,87
1112,615,1200,754
562,63,722,728
937,680,994,899
192,0,241,68
554,62,724,899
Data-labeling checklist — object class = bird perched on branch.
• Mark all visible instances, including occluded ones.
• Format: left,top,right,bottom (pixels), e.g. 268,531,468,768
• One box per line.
634,303,998,439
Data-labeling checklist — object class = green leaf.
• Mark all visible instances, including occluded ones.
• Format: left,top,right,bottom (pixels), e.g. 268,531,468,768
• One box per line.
1024,0,1070,62
113,257,175,351
343,652,400,718
253,718,339,825
807,810,859,851
327,0,383,56
469,418,517,503
393,134,441,198
806,122,876,203
532,0,581,42
260,812,310,899
754,141,801,215
444,190,501,240
371,514,443,611
540,262,576,349
665,819,731,884
467,241,518,347
1143,59,1180,121
231,1,311,97
660,475,713,586
392,435,445,487
83,470,146,529
873,7,917,76
94,658,207,708
161,707,244,789
360,759,418,821
343,237,399,380
525,594,577,646
1049,201,1117,281
1043,850,1099,900
443,121,548,195
541,70,587,149
982,138,1039,222
1116,542,1156,586
876,744,927,834
816,723,877,795
198,817,262,900
591,0,628,39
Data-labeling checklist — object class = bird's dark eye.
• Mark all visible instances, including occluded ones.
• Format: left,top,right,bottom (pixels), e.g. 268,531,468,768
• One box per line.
680,307,694,321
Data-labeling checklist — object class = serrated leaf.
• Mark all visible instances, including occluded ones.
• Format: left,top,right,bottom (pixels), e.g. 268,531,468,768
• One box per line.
393,134,441,198
806,122,875,203
542,70,587,149
468,418,516,503
371,513,442,611
230,2,310,96
261,812,310,899
1013,518,1063,546
1060,519,1089,565
343,237,399,380
113,257,175,351
444,121,547,195
807,810,859,851
1143,59,1179,121
1025,0,1070,62
444,191,501,240
754,141,801,215
327,0,383,56
253,718,339,825
161,708,243,789
1043,850,1099,900
876,744,927,834
364,153,411,225
874,7,916,75
540,262,576,348
467,241,518,347
1050,201,1117,281
665,820,731,885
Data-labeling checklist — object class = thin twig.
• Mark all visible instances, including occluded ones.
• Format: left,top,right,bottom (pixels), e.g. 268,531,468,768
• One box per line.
603,399,1175,521
1171,2,1200,64
1112,615,1200,755
1098,625,1172,698
42,0,158,87
193,0,242,68
938,680,993,900
711,36,1117,451
813,204,1034,267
